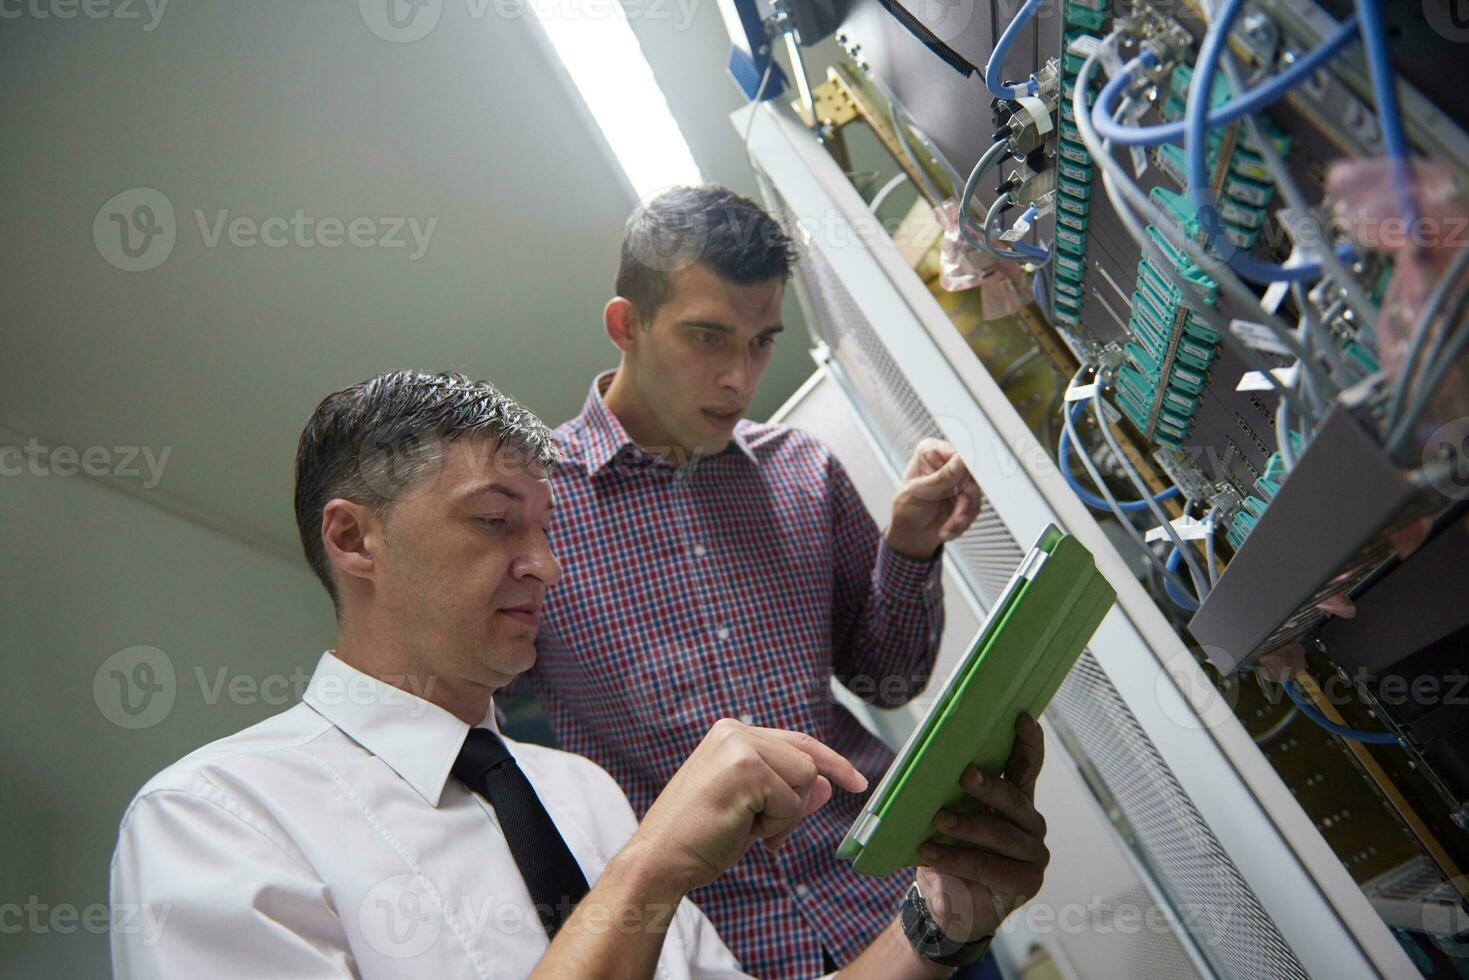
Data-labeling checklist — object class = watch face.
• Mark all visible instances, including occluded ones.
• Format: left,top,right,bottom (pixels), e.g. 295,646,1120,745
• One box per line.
901,882,993,967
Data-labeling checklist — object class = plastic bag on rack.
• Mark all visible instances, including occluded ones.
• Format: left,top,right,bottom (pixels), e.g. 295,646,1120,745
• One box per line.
976,262,1030,320
934,199,989,291
1326,158,1468,438
934,199,1029,319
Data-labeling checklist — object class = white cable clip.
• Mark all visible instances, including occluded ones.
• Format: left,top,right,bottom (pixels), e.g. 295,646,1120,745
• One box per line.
1013,95,1053,136
1066,34,1124,79
1001,204,1040,243
1229,319,1295,357
1237,362,1301,391
1145,515,1212,543
1259,252,1304,315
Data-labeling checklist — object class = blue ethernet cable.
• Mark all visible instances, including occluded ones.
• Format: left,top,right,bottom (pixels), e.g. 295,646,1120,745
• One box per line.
1164,547,1199,612
1058,402,1182,514
1004,203,1051,261
1089,16,1360,149
982,193,1042,259
1183,0,1356,284
1355,0,1410,167
1354,0,1418,237
986,0,1042,101
1283,681,1401,745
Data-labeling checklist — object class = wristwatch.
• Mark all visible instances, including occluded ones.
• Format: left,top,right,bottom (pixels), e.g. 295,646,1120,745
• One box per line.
899,881,993,968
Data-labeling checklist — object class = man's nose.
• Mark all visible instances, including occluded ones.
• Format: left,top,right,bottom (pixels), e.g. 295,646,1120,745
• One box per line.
719,352,755,396
518,541,563,588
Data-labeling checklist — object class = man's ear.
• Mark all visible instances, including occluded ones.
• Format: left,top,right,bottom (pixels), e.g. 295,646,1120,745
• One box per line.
321,498,379,590
604,296,640,353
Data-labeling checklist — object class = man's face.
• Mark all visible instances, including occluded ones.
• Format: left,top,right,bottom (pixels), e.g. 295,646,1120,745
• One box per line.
627,263,784,457
368,436,561,693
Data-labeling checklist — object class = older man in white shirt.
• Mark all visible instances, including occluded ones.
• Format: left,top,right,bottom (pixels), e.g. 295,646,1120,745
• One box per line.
110,370,1051,978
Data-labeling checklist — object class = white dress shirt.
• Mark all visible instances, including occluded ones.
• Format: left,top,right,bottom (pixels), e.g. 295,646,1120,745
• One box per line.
110,651,749,979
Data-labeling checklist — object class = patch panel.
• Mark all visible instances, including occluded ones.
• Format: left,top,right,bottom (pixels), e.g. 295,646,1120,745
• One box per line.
818,0,1469,960
1047,5,1107,346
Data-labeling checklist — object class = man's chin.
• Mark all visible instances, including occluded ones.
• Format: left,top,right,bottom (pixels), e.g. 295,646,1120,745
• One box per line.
685,429,732,458
486,637,538,683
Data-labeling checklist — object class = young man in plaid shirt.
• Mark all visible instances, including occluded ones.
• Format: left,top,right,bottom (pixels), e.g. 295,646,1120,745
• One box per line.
518,186,985,977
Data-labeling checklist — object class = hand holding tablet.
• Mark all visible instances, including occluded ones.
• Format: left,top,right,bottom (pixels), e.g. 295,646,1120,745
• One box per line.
839,525,1114,878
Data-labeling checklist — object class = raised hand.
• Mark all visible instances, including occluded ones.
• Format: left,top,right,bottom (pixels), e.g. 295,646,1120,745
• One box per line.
886,439,983,560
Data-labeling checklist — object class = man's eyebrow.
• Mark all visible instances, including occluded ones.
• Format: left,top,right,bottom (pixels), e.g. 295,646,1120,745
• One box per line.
679,320,785,336
460,480,555,510
459,481,523,501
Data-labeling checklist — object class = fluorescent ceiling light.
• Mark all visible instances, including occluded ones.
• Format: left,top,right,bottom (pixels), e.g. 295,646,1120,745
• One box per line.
532,3,704,199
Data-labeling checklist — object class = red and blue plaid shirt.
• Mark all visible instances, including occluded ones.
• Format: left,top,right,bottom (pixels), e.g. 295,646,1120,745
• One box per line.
524,372,944,978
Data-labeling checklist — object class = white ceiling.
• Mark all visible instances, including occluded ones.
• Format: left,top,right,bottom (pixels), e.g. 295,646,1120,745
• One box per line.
1,0,816,560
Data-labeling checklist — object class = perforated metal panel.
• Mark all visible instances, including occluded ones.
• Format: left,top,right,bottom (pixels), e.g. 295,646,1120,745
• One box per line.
785,208,1026,606
1053,657,1309,980
772,185,1309,980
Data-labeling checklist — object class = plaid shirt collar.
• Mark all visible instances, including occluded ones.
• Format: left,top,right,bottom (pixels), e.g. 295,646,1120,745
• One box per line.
575,370,757,477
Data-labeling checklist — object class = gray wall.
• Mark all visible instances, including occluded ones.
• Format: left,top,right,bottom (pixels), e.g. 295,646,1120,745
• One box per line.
0,0,816,560
0,469,336,976
0,1,822,975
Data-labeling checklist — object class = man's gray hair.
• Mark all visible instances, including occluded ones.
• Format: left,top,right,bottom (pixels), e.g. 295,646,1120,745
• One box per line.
293,370,557,614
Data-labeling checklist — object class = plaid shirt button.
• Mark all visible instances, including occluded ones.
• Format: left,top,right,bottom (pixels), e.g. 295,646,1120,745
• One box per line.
716,626,731,640
693,543,707,557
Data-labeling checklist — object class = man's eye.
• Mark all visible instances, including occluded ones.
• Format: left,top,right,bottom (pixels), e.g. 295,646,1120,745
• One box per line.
753,335,776,349
476,516,508,528
695,331,719,346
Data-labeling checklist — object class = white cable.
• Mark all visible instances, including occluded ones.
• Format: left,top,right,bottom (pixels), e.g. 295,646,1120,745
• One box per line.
741,60,777,173
1204,504,1220,587
868,172,910,214
1061,369,1199,600
958,139,1013,254
890,101,944,204
1276,392,1298,472
1091,384,1211,597
1387,241,1469,446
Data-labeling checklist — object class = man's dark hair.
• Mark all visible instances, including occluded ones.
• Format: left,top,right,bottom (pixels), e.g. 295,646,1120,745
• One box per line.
616,184,799,324
293,370,557,615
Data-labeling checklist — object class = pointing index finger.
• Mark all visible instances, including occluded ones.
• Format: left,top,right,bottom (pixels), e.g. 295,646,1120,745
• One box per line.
754,727,868,794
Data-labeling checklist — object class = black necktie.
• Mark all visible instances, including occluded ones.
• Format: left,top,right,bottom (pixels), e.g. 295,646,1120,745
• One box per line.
451,727,591,939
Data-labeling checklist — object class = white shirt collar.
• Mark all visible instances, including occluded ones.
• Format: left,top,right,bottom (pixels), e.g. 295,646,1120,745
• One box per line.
301,650,496,808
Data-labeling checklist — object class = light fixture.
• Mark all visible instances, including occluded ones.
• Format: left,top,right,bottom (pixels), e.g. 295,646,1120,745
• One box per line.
531,2,705,199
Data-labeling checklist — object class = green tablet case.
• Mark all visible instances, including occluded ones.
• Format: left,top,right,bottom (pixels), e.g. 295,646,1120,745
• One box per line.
837,524,1115,878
